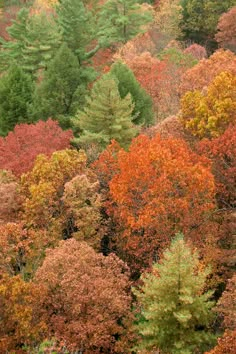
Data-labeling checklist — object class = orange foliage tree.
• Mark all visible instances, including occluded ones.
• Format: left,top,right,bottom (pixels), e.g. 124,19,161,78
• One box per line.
216,274,236,331
0,170,21,223
206,330,236,354
181,71,236,138
215,7,236,53
198,125,236,208
34,239,132,353
180,49,236,95
0,273,46,352
0,119,73,177
101,134,217,270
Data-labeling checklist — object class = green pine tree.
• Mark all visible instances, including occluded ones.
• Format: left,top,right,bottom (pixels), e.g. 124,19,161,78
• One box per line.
30,43,84,127
56,0,99,62
0,65,34,136
109,61,154,126
73,76,138,149
98,0,153,45
0,8,61,75
133,235,216,354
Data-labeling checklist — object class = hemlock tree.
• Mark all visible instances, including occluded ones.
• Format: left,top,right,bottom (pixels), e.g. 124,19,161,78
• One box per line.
133,235,216,354
73,76,138,149
30,44,84,126
0,8,61,75
0,65,34,136
108,61,154,126
98,0,153,45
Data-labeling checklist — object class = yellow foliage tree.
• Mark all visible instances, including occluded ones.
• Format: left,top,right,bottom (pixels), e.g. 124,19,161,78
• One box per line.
180,71,236,138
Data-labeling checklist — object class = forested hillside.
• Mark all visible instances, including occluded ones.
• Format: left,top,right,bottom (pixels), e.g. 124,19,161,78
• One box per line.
0,0,235,353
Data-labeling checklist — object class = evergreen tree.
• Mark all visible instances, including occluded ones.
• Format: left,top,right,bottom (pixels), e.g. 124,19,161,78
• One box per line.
30,44,83,126
109,61,154,126
0,9,61,75
98,0,153,45
0,65,34,136
73,76,138,149
56,0,99,62
133,235,216,354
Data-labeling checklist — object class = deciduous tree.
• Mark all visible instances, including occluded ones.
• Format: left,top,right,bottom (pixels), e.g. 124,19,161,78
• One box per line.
107,133,216,270
216,274,236,330
181,71,236,138
0,119,73,177
133,235,216,353
34,239,132,352
215,7,236,53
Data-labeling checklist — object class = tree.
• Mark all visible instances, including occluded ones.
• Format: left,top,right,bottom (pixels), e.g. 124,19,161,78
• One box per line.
0,119,73,177
98,0,152,45
109,61,154,126
198,125,236,208
133,235,216,353
184,43,207,60
216,274,236,330
0,65,34,136
34,238,132,352
30,44,83,125
56,0,98,62
73,76,138,149
0,171,20,223
180,0,236,49
154,0,183,40
0,8,61,75
180,49,236,95
181,71,236,138
0,273,46,352
107,133,216,270
206,330,236,354
215,7,236,53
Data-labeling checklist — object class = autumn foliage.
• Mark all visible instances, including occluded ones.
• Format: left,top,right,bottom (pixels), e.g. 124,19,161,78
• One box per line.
0,119,73,177
198,125,236,207
34,239,132,353
98,134,216,270
215,7,236,53
206,330,236,354
180,49,236,95
181,71,236,138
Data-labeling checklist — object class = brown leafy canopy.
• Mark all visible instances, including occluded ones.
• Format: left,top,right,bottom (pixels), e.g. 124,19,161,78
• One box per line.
206,330,236,354
180,49,236,95
107,133,216,270
184,43,207,60
0,119,73,177
215,7,236,53
34,239,132,353
216,274,236,330
0,170,21,223
0,273,46,353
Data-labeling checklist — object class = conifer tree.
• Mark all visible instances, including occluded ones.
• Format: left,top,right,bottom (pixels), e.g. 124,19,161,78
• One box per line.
56,0,99,62
98,0,153,45
30,44,83,126
133,235,216,354
109,61,154,126
73,76,138,148
0,65,34,136
0,9,61,75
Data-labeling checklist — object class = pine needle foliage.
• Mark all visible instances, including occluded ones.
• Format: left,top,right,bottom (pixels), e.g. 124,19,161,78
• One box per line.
133,234,216,354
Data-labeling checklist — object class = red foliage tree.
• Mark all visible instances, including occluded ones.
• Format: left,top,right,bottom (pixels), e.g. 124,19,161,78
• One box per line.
34,239,132,353
198,125,236,208
180,49,236,95
106,133,217,270
0,170,21,224
184,43,207,60
0,119,73,177
215,7,236,53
